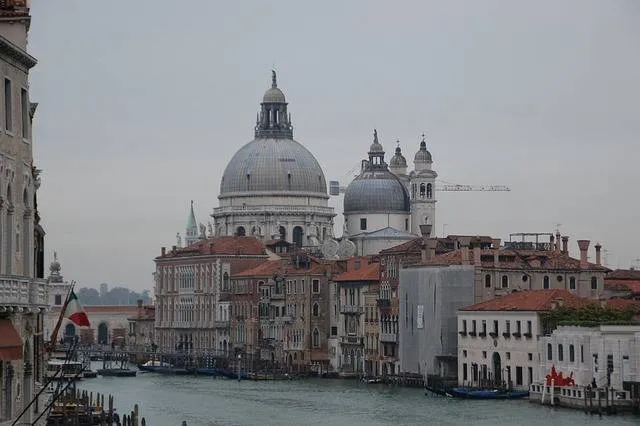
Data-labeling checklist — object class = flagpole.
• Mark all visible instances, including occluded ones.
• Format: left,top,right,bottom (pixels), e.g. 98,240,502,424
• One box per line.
48,280,75,353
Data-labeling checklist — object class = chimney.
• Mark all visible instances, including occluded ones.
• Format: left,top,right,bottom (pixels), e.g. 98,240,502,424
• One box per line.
561,236,569,255
137,298,143,317
492,238,501,267
594,243,602,266
420,224,433,238
473,246,481,265
426,238,437,260
420,224,434,262
549,235,555,252
161,247,166,256
171,245,177,254
555,231,561,254
577,240,590,268
459,236,471,265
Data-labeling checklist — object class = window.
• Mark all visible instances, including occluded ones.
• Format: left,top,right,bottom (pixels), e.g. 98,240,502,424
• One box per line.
482,351,487,359
516,320,521,334
312,303,319,317
505,320,511,334
462,320,467,333
543,275,550,289
4,78,11,132
404,218,409,231
312,279,319,293
558,344,564,361
360,218,367,230
527,367,533,386
223,272,229,291
20,88,28,139
516,366,523,386
501,275,508,288
506,352,511,360
426,183,433,199
591,276,598,290
493,320,498,335
472,320,476,333
419,183,425,197
463,363,468,381
462,350,467,358
569,277,576,290
312,328,320,347
526,321,532,335
580,345,584,363
547,343,553,361
528,353,533,361
484,274,491,288
54,294,62,305
481,320,486,335
331,326,337,336
569,344,575,362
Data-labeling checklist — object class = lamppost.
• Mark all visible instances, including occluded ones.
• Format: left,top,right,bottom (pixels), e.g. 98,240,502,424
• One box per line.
237,353,242,381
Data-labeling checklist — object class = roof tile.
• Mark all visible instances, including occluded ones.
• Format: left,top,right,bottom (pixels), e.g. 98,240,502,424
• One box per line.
461,289,590,311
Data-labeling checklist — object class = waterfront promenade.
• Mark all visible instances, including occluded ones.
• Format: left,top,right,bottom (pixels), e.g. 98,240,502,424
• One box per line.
79,368,638,426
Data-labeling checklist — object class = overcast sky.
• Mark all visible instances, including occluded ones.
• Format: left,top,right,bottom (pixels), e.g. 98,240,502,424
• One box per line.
28,0,640,291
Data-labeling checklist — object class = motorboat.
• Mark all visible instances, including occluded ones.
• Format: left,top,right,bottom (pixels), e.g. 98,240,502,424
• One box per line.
45,359,84,381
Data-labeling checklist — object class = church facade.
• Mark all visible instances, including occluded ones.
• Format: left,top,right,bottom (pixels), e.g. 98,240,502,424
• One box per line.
211,72,335,248
343,131,438,256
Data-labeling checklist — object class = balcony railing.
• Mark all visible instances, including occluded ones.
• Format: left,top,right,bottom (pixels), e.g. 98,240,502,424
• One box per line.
340,336,363,345
340,305,364,315
0,276,49,310
379,333,397,343
377,299,391,309
213,320,230,329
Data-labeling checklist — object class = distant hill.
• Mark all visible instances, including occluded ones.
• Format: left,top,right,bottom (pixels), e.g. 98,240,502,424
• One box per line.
76,286,152,306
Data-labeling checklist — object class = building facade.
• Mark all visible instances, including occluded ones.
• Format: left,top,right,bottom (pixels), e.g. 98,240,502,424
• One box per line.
153,236,267,353
539,325,640,390
0,3,48,424
331,258,379,376
212,72,335,248
457,289,587,391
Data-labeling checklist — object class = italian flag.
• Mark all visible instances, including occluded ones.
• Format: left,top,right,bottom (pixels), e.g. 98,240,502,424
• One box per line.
65,290,90,327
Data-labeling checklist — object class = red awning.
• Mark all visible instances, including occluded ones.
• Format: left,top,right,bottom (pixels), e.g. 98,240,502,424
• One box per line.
0,318,23,360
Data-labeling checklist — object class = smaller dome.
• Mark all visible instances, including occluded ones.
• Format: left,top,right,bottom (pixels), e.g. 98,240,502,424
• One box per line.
389,145,407,168
263,87,286,103
414,140,432,163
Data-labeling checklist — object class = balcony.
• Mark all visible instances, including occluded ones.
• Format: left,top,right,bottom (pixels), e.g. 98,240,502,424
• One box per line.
377,299,391,309
512,332,522,338
213,320,230,329
0,276,49,310
271,292,285,300
282,315,294,323
340,305,364,315
340,336,363,345
380,333,397,343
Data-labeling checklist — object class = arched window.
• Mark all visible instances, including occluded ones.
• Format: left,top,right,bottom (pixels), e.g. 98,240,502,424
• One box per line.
223,272,229,291
312,303,319,317
501,275,508,289
569,344,575,362
236,226,246,237
292,226,304,247
426,183,432,199
558,344,564,361
590,276,598,290
485,274,491,288
279,226,286,241
419,183,426,198
547,343,553,361
569,277,576,290
543,275,550,289
312,328,320,347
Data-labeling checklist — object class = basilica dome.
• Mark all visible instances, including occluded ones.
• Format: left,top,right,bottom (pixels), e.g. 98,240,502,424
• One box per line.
219,71,328,198
219,138,327,196
344,170,410,213
344,130,410,213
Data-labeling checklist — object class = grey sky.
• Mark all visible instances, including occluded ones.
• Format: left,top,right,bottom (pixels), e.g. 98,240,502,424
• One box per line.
28,0,640,291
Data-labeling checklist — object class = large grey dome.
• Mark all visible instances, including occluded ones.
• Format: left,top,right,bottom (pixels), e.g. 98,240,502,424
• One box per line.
344,170,410,213
219,138,328,197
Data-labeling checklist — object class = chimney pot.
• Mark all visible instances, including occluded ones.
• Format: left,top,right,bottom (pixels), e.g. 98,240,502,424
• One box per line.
594,243,602,266
561,236,569,254
171,245,177,254
161,247,166,256
577,240,590,268
459,237,471,265
555,231,561,254
420,224,433,238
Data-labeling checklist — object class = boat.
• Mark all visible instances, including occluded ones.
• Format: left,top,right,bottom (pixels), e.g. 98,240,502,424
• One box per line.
424,384,453,397
362,377,382,384
97,368,137,377
45,359,84,380
137,360,173,373
448,387,529,400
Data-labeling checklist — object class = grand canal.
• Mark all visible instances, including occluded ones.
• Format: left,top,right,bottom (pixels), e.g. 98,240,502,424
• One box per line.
78,371,638,426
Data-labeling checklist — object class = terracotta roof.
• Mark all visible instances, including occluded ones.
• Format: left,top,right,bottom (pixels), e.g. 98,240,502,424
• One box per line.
0,1,29,18
233,258,333,278
460,289,590,312
379,237,423,255
607,269,640,280
605,298,640,312
157,236,266,258
417,247,609,272
605,279,640,293
333,262,380,282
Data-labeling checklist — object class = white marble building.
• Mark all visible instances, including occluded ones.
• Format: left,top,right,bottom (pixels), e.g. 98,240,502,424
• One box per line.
342,132,437,256
212,72,335,248
539,325,640,389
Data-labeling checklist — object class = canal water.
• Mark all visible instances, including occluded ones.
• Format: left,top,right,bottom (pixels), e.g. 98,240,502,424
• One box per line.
77,370,638,426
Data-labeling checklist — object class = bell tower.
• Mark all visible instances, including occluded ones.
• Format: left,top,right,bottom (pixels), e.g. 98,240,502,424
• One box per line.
410,135,437,236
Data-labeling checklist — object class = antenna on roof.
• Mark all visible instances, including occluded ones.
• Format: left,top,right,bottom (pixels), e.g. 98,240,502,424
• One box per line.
554,223,562,233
